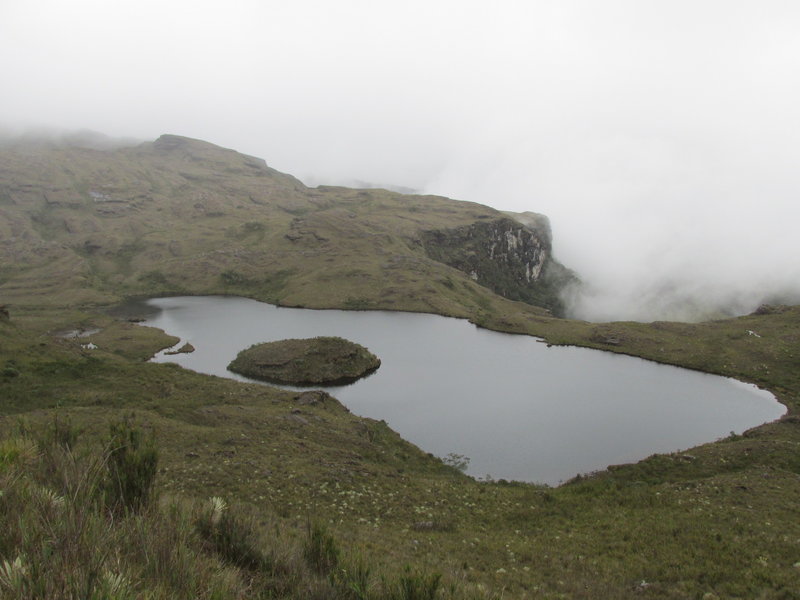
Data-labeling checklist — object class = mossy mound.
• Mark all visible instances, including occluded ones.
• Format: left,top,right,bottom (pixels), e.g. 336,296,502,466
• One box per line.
228,336,380,386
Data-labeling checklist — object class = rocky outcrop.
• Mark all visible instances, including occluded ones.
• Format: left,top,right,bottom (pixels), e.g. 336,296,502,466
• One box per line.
420,217,575,315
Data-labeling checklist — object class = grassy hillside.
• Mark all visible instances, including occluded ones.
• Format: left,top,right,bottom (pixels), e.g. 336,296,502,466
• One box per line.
1,135,800,598
0,134,565,317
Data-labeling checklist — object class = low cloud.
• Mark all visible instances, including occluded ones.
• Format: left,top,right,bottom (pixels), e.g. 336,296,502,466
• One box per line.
421,123,800,321
2,1,799,322
0,126,140,150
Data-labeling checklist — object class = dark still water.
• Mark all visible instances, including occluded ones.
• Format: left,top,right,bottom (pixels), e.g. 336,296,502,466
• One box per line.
134,296,784,485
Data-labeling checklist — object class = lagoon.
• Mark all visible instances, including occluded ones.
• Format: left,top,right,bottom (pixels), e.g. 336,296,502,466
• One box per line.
133,296,785,485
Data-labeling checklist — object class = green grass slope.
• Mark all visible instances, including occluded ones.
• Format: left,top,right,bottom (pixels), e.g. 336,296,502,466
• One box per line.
0,134,561,318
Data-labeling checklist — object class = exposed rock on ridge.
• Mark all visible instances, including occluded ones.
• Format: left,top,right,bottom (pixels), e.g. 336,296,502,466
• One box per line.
420,217,575,315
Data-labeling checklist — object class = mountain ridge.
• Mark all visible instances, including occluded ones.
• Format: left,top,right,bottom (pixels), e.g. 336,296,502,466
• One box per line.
0,133,572,316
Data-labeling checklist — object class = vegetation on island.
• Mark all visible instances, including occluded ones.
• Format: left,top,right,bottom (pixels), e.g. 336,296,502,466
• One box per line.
165,342,196,356
228,337,380,385
1,134,799,597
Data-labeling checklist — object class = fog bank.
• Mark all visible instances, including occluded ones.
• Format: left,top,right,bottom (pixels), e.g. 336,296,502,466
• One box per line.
2,0,799,321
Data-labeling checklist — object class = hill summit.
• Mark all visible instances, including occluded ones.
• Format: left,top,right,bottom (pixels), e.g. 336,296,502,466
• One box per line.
0,133,573,315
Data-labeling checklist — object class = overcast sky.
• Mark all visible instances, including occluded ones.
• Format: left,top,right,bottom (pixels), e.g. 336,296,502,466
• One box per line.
2,0,799,321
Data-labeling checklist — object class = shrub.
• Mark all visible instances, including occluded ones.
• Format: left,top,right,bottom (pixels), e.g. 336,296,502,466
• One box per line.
330,557,372,600
441,453,470,473
0,437,38,472
242,221,265,233
1,366,19,378
388,568,442,600
42,414,80,452
138,270,169,286
303,522,340,576
0,556,28,597
103,417,158,514
219,270,252,286
195,497,268,571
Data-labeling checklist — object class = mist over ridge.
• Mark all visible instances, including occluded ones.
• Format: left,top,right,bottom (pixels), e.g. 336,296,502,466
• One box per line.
257,143,800,324
3,1,799,323
3,125,798,323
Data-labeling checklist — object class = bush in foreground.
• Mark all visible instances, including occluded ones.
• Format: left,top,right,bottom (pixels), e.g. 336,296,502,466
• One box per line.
0,418,497,599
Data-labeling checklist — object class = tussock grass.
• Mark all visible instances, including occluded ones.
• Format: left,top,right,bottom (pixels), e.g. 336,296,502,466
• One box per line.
0,420,496,599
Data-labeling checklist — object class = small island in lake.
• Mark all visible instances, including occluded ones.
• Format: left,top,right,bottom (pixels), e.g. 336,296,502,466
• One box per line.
165,342,195,355
227,336,381,386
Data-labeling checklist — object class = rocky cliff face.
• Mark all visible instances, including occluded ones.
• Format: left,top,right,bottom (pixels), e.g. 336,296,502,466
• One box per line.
420,216,575,315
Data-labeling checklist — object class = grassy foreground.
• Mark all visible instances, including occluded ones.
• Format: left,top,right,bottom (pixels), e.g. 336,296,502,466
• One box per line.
2,299,799,598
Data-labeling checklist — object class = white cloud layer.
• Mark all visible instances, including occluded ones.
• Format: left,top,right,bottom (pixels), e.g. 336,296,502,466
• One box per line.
2,0,799,321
